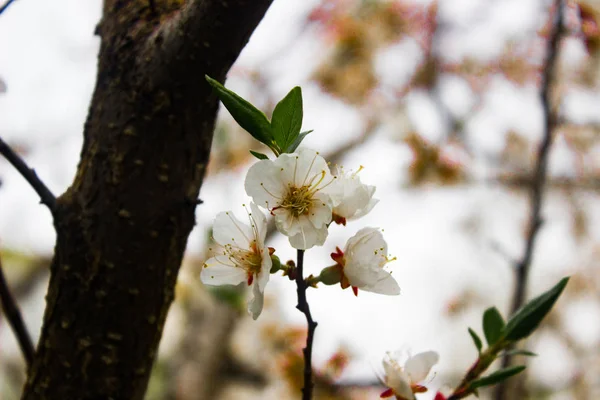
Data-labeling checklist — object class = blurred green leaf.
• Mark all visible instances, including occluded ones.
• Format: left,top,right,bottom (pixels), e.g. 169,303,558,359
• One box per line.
205,75,273,146
504,349,537,357
504,277,569,341
468,327,483,353
272,86,303,152
483,307,505,346
249,150,269,160
287,130,313,153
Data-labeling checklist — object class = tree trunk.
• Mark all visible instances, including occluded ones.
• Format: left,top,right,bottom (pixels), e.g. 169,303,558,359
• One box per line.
21,1,273,398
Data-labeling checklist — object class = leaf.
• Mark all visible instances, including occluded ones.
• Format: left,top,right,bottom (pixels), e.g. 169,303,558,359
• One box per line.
287,130,313,153
504,349,537,357
205,75,273,145
249,150,269,160
470,365,526,389
271,86,303,152
483,307,506,346
468,328,483,353
504,277,569,341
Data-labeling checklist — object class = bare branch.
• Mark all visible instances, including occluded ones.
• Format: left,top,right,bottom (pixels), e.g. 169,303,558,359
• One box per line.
0,0,17,16
295,249,318,400
0,136,56,212
0,250,35,368
495,1,564,398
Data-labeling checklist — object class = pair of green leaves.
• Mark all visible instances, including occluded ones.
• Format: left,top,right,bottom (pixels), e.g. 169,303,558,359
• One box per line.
206,76,311,159
466,277,569,389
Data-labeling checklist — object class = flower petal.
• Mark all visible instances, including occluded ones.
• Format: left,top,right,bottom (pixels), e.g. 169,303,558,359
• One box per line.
247,281,264,320
213,211,253,249
292,148,331,188
345,227,388,266
344,261,400,295
249,202,268,243
383,360,414,400
288,218,328,249
245,160,287,209
257,246,272,292
200,261,247,286
405,351,439,383
308,192,333,229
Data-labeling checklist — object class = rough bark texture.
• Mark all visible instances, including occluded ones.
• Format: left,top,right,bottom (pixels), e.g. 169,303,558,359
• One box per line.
21,1,273,399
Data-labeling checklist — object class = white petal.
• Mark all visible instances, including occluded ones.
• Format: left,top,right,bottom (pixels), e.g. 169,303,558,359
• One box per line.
293,148,331,188
352,197,379,220
344,260,400,295
405,351,439,383
257,246,272,292
245,160,286,208
247,281,264,320
249,202,268,243
383,360,414,400
345,227,388,266
213,211,252,248
308,192,333,228
200,262,247,286
288,218,328,250
273,208,300,236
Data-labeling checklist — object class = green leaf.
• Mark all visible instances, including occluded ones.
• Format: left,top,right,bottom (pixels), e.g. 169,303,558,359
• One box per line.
287,130,313,153
504,277,569,341
271,86,303,152
470,365,526,389
483,307,506,346
205,75,273,145
249,150,269,160
468,327,483,353
504,349,537,357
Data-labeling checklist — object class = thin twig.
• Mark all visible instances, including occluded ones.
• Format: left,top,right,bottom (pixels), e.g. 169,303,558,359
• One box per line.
0,252,35,368
0,136,56,212
495,2,564,399
0,0,17,15
295,249,318,400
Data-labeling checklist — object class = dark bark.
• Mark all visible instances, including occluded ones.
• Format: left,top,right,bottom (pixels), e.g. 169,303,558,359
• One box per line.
21,1,273,399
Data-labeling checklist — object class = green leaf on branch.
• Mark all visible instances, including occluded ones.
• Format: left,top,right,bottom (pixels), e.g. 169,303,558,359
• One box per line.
271,86,303,152
468,327,483,353
483,307,505,346
504,349,537,357
287,130,313,153
504,277,569,341
249,150,269,160
470,365,526,389
205,75,273,146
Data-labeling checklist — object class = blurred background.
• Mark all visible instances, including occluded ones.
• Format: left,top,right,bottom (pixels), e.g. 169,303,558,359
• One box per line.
1,0,599,399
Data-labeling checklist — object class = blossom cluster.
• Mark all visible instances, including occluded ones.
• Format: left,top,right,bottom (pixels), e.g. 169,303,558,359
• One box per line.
200,147,399,319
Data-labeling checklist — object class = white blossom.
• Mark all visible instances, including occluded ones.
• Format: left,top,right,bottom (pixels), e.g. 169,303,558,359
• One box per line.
200,203,271,320
381,350,439,400
332,165,378,225
245,148,339,249
331,227,399,295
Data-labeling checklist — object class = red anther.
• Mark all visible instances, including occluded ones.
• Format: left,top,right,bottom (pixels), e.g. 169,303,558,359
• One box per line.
380,388,394,398
247,274,254,286
352,286,358,296
332,212,347,226
412,384,427,393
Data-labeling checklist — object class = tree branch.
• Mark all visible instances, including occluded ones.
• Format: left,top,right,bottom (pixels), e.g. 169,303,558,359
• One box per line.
295,249,318,400
495,1,564,399
0,0,17,16
0,250,35,368
0,137,56,212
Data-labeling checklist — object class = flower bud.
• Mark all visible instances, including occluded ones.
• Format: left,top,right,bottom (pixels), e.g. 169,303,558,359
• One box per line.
319,265,342,285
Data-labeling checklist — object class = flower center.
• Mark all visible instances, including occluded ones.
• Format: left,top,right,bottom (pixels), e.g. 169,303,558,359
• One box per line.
280,185,314,217
225,241,263,276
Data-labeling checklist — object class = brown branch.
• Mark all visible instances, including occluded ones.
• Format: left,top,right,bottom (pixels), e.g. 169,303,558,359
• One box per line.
0,0,17,15
0,251,35,368
495,2,564,399
295,249,318,400
0,137,56,212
